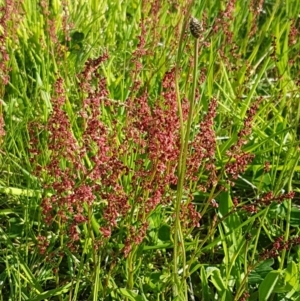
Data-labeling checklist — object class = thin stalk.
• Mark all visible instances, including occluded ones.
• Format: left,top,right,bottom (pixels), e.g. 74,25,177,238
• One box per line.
279,150,300,269
173,36,199,299
279,198,291,270
73,237,90,301
93,252,101,301
87,204,101,297
250,207,269,264
173,7,190,298
126,159,158,290
127,246,136,290
175,1,195,177
234,263,259,301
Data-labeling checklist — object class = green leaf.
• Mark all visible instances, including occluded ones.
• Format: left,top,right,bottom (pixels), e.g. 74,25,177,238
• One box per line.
146,272,162,291
218,191,242,234
118,288,144,301
148,207,162,229
285,261,298,290
273,261,299,295
189,263,202,276
200,266,212,301
290,206,300,227
71,31,85,42
259,270,280,301
158,224,171,242
207,267,233,301
30,283,72,301
249,259,274,284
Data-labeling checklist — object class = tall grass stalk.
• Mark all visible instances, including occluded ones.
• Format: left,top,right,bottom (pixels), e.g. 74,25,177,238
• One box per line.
173,32,199,300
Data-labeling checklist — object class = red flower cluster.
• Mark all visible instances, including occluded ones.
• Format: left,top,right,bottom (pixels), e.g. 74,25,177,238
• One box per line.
186,97,218,187
0,113,5,139
260,234,300,260
239,291,250,301
249,0,265,37
213,0,236,37
242,191,295,214
123,222,149,258
36,235,50,255
0,0,15,85
289,19,298,45
29,54,121,250
39,77,87,232
180,202,201,229
126,67,181,196
226,99,262,180
259,191,295,206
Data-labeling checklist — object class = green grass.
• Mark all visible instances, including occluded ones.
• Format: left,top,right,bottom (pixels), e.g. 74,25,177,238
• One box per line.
0,0,299,300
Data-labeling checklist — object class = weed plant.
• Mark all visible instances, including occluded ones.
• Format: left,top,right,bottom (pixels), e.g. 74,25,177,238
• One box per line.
0,0,299,300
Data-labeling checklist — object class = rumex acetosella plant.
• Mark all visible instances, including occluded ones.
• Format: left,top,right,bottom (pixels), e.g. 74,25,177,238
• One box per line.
0,0,299,300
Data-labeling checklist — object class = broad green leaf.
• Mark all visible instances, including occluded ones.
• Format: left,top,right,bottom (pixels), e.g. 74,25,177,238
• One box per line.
285,261,298,290
259,270,280,301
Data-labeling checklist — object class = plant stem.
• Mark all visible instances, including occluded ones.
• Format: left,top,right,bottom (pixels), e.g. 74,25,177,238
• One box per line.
173,32,199,300
279,150,300,269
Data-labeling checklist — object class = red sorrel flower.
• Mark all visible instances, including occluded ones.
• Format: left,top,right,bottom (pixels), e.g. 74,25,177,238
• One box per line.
249,0,265,37
259,234,300,260
186,97,218,187
0,113,5,139
30,60,115,248
239,291,250,301
242,191,295,215
0,0,19,85
180,202,201,229
225,98,262,179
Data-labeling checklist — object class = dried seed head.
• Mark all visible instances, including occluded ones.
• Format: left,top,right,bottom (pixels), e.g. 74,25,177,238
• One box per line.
189,17,202,39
